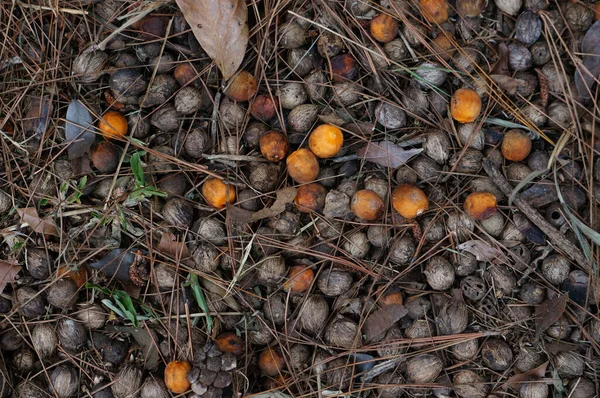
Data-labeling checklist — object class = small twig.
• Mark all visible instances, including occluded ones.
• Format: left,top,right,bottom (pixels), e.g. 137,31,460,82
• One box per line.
202,154,267,162
483,159,591,272
16,1,88,14
211,90,222,153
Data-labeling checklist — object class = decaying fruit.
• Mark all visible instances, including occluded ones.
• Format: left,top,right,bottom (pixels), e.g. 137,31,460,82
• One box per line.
420,0,450,23
351,189,385,220
224,70,258,102
370,14,399,43
164,360,191,393
464,192,498,220
258,347,285,376
260,131,289,162
295,183,327,213
283,266,315,293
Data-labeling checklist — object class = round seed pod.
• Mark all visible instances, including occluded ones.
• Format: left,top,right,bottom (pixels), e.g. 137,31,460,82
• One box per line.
31,323,58,359
17,380,48,398
193,217,226,246
317,31,345,57
437,290,469,335
405,296,431,319
162,198,193,229
452,47,480,73
565,3,593,31
520,282,545,305
588,318,600,344
264,293,287,327
453,370,488,398
150,104,179,132
450,149,483,174
12,349,35,372
452,338,479,361
219,97,246,128
447,211,475,242
501,220,526,241
374,371,405,398
278,21,308,49
57,319,86,353
50,365,79,398
519,377,549,398
480,212,505,238
256,256,287,286
489,265,517,296
542,255,570,285
410,155,441,182
289,344,311,371
278,83,307,109
515,10,542,46
405,354,443,383
243,121,269,149
384,38,408,62
288,104,319,133
506,163,532,182
174,86,203,115
0,328,22,351
26,248,53,280
342,232,370,259
375,102,406,129
73,49,108,83
140,74,177,108
530,42,551,67
376,326,405,358
15,286,46,318
567,378,595,398
110,69,147,97
457,123,485,150
317,269,352,296
415,61,447,88
515,346,546,373
191,243,219,273
553,351,584,377
325,358,352,390
454,252,478,276
304,70,328,102
405,319,436,338
547,102,570,129
249,162,280,193
156,173,187,198
424,130,451,164
522,102,547,127
396,166,418,185
140,377,169,398
332,82,362,106
75,303,107,330
546,315,571,339
112,366,143,398
367,225,391,247
297,295,330,336
481,339,513,371
419,216,445,243
389,236,415,265
401,84,429,117
324,316,360,348
128,112,150,139
424,256,455,290
287,48,320,78
47,280,78,309
460,275,486,301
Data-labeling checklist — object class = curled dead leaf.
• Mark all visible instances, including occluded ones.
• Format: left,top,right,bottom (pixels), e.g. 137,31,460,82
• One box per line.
17,207,60,236
356,140,423,168
0,261,21,294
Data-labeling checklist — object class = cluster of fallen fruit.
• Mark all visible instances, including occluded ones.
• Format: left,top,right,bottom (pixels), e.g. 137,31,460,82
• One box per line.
2,0,600,395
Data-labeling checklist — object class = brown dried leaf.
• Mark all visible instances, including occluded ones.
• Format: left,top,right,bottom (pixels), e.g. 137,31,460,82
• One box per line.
17,207,60,236
574,20,600,102
490,74,526,95
156,231,193,266
534,293,568,338
251,187,297,221
0,261,21,294
23,95,53,138
356,140,422,169
504,361,549,390
175,0,248,80
456,240,502,262
362,304,408,343
490,43,510,76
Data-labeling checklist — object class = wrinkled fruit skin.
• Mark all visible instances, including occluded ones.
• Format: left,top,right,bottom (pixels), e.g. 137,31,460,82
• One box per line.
464,192,498,220
351,189,385,220
420,0,450,23
501,129,532,162
295,183,327,213
258,347,285,376
370,14,399,43
330,54,358,82
201,178,236,209
260,131,289,162
224,70,258,102
392,184,429,219
286,148,320,183
164,361,192,393
451,88,482,123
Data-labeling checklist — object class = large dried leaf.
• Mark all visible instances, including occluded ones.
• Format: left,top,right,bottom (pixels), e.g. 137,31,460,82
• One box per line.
490,43,510,76
534,293,568,338
490,74,526,95
504,361,549,390
65,100,95,160
176,0,248,80
91,248,137,282
23,95,52,138
457,240,503,262
156,232,193,266
356,140,422,168
574,20,600,101
0,261,21,294
362,304,408,342
251,187,297,221
17,208,60,236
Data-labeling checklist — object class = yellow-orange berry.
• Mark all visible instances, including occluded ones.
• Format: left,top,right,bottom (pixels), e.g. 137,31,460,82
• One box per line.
294,183,327,213
260,131,289,162
286,148,319,184
501,129,532,162
381,291,403,306
351,189,385,220
420,0,449,24
98,111,128,140
283,266,314,293
224,70,257,102
308,124,344,158
201,177,236,209
370,14,399,43
391,184,429,219
216,332,244,357
258,347,285,376
251,94,278,121
464,192,498,221
450,88,482,123
164,360,191,393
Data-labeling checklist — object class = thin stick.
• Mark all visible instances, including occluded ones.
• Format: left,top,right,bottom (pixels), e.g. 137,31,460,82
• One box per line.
483,159,590,271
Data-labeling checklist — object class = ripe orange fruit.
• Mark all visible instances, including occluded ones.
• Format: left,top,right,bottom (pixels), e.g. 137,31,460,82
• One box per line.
351,189,385,220
420,0,449,23
283,266,314,293
308,124,344,158
98,111,128,140
451,88,482,123
224,70,258,102
260,131,289,162
391,184,429,219
501,129,532,162
431,31,455,60
164,360,191,393
258,347,285,376
294,183,327,213
286,148,320,184
216,332,244,357
201,177,236,209
381,291,403,306
464,192,498,221
370,14,399,43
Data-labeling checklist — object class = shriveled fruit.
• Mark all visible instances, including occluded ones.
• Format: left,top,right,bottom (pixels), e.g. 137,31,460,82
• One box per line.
260,131,289,162
381,291,403,306
392,184,429,219
294,183,327,213
286,148,319,183
224,70,257,102
370,14,399,43
451,88,482,123
258,347,285,376
420,0,450,23
351,189,385,220
98,110,128,140
501,129,532,162
283,266,314,293
251,95,278,121
201,177,236,209
464,192,498,221
91,141,120,173
164,360,191,393
216,332,244,357
330,54,358,82
308,124,344,158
